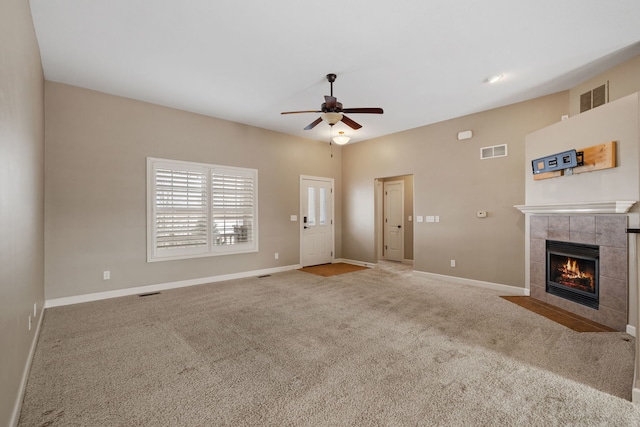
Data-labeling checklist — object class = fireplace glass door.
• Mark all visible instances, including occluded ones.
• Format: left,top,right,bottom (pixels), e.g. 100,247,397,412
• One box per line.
546,240,599,309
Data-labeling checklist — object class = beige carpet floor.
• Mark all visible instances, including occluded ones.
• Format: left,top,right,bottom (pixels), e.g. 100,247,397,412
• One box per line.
19,263,640,426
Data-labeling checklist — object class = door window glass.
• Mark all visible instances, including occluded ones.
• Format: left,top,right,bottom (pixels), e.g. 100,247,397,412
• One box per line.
307,187,316,226
319,187,327,225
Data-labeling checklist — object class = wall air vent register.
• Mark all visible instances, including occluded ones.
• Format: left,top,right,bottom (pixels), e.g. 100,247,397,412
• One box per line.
580,82,608,113
480,144,507,160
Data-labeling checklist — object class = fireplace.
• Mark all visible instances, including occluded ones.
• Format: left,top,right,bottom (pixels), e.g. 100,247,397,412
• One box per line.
546,240,599,309
518,204,632,332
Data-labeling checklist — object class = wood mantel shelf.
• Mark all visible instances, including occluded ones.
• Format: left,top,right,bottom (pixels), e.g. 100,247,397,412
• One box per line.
514,201,636,215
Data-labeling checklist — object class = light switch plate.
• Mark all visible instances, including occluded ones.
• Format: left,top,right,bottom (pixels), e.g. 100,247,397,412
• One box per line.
416,216,424,223
290,215,297,221
426,216,435,223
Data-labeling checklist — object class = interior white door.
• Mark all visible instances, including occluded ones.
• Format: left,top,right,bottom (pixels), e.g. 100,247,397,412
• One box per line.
300,177,334,267
384,180,404,262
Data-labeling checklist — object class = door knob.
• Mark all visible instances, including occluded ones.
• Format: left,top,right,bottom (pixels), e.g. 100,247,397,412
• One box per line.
397,225,402,229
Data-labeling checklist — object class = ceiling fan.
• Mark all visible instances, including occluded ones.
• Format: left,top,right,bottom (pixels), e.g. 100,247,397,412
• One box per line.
281,74,384,130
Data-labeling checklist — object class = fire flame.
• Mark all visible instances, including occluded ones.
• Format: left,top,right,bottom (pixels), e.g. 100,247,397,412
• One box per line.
562,258,590,280
555,256,595,292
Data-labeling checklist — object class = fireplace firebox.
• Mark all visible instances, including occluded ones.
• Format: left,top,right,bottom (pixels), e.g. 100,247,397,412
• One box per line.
546,240,599,309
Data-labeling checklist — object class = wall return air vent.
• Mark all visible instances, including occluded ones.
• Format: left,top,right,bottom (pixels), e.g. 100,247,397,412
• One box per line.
580,82,609,113
480,144,508,160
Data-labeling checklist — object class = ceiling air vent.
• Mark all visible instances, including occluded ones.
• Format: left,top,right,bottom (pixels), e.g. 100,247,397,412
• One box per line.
481,144,508,160
580,82,609,113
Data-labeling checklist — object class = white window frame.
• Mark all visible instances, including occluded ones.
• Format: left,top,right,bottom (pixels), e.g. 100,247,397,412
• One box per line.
147,157,258,262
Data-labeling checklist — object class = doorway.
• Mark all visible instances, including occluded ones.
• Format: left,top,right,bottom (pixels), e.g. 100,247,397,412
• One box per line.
300,176,334,267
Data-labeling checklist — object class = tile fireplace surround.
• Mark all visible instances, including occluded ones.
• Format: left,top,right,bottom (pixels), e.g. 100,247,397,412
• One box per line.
529,214,628,331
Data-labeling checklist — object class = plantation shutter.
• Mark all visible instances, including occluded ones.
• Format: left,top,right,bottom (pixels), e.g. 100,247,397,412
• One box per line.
148,158,258,261
211,168,256,249
153,165,209,257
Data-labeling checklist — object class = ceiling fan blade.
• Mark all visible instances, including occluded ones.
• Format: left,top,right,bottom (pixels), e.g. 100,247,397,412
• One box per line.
281,110,321,115
304,117,323,130
324,95,337,109
341,115,362,130
342,107,384,114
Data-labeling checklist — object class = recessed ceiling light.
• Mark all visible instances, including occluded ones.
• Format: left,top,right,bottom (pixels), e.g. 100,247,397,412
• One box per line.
485,74,504,84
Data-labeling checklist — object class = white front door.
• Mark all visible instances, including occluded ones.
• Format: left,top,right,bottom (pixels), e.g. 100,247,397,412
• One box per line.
384,180,404,262
300,176,334,267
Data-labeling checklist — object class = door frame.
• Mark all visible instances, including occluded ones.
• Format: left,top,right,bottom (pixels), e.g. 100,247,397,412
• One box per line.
299,175,335,266
375,179,383,260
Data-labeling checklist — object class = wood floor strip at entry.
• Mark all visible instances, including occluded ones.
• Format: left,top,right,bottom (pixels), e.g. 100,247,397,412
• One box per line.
501,296,616,332
299,263,368,277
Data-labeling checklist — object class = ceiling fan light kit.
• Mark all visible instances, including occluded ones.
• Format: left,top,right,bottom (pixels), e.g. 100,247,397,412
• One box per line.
281,73,384,132
321,112,343,125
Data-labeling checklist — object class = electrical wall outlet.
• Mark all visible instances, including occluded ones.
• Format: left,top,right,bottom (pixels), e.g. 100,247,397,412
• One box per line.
103,270,110,280
450,259,456,267
274,252,279,260
34,302,37,317
28,315,31,331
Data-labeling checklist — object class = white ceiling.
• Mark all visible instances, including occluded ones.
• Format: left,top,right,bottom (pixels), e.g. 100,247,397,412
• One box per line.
30,0,640,144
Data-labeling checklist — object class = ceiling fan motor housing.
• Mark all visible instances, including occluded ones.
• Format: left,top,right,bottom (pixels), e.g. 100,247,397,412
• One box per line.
321,101,343,112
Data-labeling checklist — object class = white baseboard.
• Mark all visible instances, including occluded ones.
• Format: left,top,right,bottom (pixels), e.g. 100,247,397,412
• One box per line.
10,305,45,427
627,324,636,337
633,387,640,404
403,259,414,265
335,258,376,268
45,264,302,308
412,271,530,296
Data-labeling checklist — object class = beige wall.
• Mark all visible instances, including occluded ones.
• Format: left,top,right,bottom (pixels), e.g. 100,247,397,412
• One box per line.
44,82,342,300
526,93,640,207
342,92,569,287
0,0,45,424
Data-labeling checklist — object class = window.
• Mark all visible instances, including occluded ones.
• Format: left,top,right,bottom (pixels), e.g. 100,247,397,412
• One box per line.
147,157,258,262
